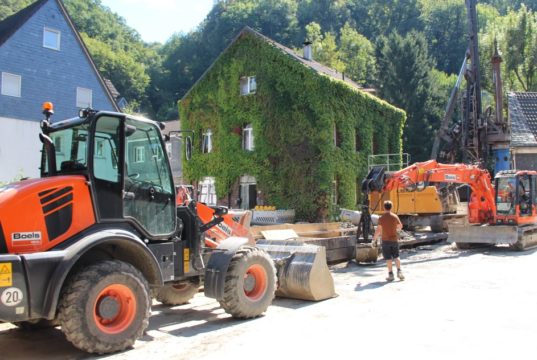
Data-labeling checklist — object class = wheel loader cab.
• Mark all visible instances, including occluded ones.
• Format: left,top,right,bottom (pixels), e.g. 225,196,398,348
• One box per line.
41,110,176,239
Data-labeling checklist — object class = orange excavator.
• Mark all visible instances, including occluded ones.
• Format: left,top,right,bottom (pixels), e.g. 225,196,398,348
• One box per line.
360,160,537,250
0,104,333,354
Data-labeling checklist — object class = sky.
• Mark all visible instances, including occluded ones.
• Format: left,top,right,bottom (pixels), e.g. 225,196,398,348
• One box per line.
100,0,215,43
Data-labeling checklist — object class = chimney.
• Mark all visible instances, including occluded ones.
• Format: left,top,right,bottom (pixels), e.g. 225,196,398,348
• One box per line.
303,41,313,61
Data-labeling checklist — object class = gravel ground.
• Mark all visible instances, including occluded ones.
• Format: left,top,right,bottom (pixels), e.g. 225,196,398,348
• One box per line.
1,242,536,360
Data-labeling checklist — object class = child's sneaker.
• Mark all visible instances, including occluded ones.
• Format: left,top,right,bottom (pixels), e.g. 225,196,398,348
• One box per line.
397,270,405,281
386,272,395,282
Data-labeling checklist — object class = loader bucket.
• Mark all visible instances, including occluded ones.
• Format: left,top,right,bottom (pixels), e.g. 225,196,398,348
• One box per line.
355,243,379,263
256,239,335,301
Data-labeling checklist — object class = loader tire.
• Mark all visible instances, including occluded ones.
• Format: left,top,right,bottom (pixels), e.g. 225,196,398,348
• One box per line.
219,246,276,319
156,279,200,306
58,260,150,354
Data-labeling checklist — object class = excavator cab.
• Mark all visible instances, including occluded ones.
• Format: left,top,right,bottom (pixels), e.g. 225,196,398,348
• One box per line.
495,171,537,224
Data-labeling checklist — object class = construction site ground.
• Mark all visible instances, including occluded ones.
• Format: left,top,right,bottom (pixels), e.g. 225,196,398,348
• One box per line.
2,242,536,360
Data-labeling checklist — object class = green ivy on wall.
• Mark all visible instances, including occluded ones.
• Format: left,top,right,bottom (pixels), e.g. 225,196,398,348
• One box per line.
180,29,406,222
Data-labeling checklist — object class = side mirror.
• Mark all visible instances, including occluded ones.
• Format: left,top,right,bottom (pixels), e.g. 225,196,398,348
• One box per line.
125,124,137,137
185,136,192,161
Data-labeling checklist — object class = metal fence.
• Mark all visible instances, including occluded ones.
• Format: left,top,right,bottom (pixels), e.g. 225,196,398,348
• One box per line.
367,153,410,172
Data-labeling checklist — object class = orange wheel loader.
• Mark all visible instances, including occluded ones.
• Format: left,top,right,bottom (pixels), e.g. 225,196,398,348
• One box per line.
0,104,279,354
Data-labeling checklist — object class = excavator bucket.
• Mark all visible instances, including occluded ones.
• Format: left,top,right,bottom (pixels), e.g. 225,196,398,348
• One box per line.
256,239,336,301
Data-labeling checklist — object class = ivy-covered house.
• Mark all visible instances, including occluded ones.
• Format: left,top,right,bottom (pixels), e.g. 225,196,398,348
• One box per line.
180,27,405,222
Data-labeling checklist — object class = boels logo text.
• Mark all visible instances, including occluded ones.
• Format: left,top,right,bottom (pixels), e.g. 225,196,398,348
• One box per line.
11,232,42,241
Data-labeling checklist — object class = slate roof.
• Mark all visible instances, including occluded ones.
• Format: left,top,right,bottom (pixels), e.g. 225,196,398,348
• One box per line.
508,92,537,148
183,26,375,100
0,0,47,47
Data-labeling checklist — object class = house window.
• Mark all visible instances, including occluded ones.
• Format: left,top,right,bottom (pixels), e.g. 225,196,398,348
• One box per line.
372,133,379,154
1,72,21,97
76,87,92,108
54,136,63,153
240,76,257,95
134,146,145,163
202,129,213,153
239,175,257,210
199,177,217,206
355,128,362,152
334,123,342,147
331,178,339,205
95,140,105,157
151,143,163,160
242,124,254,151
43,27,61,50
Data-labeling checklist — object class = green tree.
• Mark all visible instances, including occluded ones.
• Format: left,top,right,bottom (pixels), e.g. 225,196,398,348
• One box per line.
375,31,438,161
338,22,376,85
420,0,467,74
503,5,537,91
349,0,423,39
0,0,34,20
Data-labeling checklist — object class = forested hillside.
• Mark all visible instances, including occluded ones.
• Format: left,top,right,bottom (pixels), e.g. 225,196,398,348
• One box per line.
2,0,537,161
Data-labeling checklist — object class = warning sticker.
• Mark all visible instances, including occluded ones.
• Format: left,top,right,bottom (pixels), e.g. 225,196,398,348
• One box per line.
0,263,13,287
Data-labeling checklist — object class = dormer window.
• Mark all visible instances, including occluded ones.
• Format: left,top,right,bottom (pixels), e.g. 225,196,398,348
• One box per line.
240,76,257,95
43,27,61,50
202,129,213,153
242,124,254,151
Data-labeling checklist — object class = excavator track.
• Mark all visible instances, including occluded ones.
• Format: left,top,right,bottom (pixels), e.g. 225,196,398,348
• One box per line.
448,223,537,251
511,225,537,251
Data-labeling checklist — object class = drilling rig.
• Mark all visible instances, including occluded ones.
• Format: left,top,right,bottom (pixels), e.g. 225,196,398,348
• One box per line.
431,0,510,173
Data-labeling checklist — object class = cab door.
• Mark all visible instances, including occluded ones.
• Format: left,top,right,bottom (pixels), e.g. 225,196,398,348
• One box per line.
122,118,175,237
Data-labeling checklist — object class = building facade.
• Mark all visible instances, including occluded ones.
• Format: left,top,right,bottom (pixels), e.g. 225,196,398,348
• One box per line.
180,27,405,222
0,0,118,182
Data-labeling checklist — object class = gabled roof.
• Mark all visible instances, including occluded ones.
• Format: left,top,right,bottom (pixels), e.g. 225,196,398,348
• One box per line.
183,26,373,100
0,0,120,112
508,92,537,148
0,0,47,47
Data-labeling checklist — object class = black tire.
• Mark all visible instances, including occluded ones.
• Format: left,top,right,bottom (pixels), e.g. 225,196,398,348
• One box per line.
155,279,200,305
14,319,58,330
58,260,150,354
219,246,276,319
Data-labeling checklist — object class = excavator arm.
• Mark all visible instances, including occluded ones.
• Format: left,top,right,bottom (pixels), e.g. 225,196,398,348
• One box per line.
362,160,496,229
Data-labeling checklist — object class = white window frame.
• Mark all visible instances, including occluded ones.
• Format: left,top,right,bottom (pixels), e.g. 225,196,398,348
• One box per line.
242,124,254,151
43,27,61,50
1,72,21,97
76,87,93,108
240,76,257,95
202,129,213,153
134,146,145,163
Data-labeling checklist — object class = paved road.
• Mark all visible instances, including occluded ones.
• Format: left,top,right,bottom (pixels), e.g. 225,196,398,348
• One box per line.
1,243,536,360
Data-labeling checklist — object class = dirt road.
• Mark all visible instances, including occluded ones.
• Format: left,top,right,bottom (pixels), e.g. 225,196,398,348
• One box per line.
2,243,536,360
